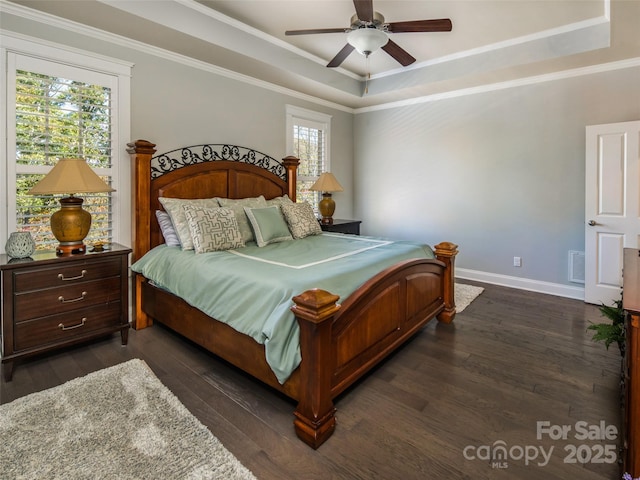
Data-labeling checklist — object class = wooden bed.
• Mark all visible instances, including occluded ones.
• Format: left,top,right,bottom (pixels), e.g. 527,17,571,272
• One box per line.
127,139,459,449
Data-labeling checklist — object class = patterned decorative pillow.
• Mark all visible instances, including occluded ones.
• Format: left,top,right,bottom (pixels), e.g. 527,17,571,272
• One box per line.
217,196,268,244
155,210,181,247
244,206,293,247
281,202,322,239
182,205,244,253
159,197,220,250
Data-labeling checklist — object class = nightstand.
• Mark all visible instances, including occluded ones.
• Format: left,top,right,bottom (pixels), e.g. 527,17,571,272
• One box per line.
1,243,131,381
320,219,362,235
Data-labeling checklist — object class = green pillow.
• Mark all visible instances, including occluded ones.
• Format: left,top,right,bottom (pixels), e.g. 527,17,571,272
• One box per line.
244,206,293,247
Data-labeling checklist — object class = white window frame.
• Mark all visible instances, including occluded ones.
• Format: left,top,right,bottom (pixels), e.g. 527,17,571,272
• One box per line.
285,105,332,206
1,33,132,252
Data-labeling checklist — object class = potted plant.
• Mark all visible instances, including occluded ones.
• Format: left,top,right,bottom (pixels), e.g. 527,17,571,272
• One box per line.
587,296,625,355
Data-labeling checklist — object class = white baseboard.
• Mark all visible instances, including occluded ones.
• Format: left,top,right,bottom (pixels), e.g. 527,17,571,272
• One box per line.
456,268,585,301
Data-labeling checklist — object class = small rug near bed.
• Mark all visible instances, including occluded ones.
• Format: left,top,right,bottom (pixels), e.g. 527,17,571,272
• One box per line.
455,283,484,312
0,359,257,480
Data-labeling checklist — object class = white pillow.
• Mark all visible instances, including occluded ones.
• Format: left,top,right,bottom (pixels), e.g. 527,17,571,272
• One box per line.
266,194,294,207
155,210,181,247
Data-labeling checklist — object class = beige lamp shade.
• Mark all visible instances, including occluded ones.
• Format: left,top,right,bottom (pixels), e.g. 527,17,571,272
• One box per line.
28,158,115,195
28,158,114,256
310,172,344,193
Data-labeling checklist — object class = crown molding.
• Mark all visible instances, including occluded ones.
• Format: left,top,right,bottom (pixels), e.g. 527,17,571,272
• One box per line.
356,57,640,114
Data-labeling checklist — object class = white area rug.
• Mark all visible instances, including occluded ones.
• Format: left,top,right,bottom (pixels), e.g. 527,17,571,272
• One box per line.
0,359,257,480
455,283,484,312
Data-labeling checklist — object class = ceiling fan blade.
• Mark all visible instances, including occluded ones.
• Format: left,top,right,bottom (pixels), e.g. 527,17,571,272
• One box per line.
386,19,453,33
327,44,355,68
381,39,416,67
285,28,347,36
353,0,374,23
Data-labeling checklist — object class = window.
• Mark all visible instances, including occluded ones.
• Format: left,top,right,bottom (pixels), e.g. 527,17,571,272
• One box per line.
13,68,113,248
2,35,131,251
286,105,331,211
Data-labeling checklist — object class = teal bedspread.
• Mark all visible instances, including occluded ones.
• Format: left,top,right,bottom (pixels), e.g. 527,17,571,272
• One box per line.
131,233,435,383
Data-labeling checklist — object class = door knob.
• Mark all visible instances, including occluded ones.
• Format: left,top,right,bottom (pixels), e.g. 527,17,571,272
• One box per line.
588,220,597,226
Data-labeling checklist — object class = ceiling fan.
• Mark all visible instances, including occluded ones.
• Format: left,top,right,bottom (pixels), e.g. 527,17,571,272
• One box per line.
285,0,452,68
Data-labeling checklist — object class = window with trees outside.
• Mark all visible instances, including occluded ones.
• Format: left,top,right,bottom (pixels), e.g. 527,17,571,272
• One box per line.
3,39,130,252
286,105,331,213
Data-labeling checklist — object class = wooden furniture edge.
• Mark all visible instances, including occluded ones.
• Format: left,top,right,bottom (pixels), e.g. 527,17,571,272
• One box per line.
434,241,459,323
623,248,640,477
127,139,156,329
628,313,640,477
291,289,340,448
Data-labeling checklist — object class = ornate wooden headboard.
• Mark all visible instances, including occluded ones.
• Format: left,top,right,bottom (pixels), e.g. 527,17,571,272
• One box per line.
127,139,300,261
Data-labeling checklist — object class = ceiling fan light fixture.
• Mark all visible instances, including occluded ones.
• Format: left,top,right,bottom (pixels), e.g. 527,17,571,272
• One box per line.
347,27,388,56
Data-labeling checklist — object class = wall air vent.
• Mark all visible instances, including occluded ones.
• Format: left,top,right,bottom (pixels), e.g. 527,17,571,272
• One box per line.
569,250,585,284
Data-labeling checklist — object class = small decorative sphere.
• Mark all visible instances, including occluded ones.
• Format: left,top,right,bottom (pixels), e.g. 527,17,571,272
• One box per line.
5,232,36,258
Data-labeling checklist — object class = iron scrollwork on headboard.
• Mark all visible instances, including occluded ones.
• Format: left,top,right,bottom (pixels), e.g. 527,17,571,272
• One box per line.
151,144,287,181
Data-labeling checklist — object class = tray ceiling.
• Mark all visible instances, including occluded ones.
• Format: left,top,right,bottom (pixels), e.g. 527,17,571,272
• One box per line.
3,0,639,109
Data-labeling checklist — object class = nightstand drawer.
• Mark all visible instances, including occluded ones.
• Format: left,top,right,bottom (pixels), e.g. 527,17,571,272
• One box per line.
14,302,122,351
14,277,122,322
12,258,122,292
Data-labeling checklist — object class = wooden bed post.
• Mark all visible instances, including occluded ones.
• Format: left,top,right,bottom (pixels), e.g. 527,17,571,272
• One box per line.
291,289,340,449
126,139,157,330
434,242,459,324
282,156,299,202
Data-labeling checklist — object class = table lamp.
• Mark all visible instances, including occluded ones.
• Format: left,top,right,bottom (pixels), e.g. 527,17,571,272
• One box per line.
310,172,343,225
28,158,115,255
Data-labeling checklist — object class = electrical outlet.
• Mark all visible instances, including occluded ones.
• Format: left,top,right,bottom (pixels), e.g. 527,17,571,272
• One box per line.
513,256,522,267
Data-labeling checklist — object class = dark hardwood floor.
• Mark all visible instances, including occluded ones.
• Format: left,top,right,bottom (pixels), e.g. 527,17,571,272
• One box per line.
1,282,622,479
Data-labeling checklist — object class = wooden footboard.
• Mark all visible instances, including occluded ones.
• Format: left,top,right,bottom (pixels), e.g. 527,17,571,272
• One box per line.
291,242,457,448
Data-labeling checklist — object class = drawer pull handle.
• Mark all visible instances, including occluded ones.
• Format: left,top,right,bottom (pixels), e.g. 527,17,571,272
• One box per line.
58,292,87,304
58,318,87,331
58,270,87,281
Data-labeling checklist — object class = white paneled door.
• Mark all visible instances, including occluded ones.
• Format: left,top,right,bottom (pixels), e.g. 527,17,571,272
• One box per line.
585,120,640,305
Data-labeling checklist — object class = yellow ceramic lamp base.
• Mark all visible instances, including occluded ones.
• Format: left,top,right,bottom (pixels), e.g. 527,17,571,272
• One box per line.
50,196,91,255
319,193,336,225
